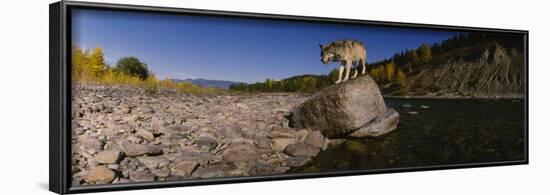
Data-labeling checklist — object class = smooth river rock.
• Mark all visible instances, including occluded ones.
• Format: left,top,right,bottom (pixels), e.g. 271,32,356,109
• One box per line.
94,150,123,164
171,160,199,177
222,143,258,163
136,129,155,141
85,166,116,184
303,131,325,148
271,138,299,152
137,156,170,169
130,171,156,182
348,108,400,138
284,143,320,157
78,135,105,152
119,141,150,157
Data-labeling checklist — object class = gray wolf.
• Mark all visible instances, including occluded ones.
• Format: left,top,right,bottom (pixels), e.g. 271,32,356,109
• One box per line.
320,39,367,83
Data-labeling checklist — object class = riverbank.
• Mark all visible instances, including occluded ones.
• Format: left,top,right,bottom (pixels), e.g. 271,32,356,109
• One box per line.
71,84,334,186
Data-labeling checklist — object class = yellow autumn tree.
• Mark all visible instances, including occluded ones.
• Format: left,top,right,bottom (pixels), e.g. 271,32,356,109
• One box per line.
87,47,107,79
265,79,274,92
385,61,396,81
396,69,406,86
72,46,88,82
409,49,419,65
304,76,317,92
369,65,386,82
378,66,386,81
369,68,378,81
418,44,432,64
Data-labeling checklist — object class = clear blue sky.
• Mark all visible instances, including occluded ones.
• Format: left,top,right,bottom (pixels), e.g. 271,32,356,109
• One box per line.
72,9,457,83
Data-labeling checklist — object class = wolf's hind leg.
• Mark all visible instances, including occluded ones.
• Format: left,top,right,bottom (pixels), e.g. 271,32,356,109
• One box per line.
335,65,344,84
343,61,352,81
361,59,367,75
352,64,358,79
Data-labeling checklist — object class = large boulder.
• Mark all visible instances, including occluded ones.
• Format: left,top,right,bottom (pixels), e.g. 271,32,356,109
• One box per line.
289,76,388,138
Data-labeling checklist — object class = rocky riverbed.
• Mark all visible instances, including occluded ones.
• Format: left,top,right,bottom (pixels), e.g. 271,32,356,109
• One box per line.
71,84,335,186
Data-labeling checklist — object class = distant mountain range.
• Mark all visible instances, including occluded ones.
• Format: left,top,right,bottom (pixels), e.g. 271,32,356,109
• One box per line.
171,78,243,89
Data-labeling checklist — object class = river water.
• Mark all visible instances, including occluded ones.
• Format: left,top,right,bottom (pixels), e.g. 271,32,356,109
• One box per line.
292,98,526,173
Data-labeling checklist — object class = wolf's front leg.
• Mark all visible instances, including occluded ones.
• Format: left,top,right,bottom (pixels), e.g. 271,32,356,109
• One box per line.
343,61,352,81
335,65,344,84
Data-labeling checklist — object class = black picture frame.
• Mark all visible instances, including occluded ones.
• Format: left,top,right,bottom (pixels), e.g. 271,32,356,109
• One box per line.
49,1,529,194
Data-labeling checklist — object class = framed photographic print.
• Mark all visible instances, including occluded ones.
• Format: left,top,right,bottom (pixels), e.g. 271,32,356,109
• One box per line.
50,1,528,194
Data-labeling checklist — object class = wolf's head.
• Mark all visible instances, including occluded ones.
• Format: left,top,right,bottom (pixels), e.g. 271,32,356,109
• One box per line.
319,44,334,64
